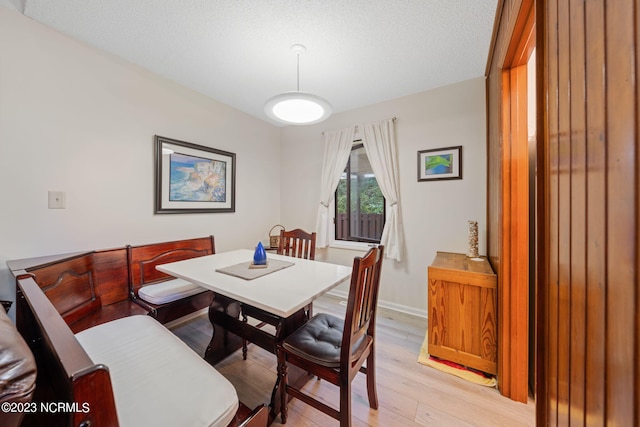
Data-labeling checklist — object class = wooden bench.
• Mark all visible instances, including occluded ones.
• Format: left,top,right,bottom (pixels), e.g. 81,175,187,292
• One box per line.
9,237,218,332
16,273,268,427
20,250,148,334
127,236,215,324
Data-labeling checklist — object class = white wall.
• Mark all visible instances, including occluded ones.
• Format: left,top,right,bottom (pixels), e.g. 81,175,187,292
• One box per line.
0,7,488,320
0,9,282,316
280,78,487,317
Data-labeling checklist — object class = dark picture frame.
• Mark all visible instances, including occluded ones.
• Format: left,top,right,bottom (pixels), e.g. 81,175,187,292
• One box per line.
154,135,236,214
417,145,462,182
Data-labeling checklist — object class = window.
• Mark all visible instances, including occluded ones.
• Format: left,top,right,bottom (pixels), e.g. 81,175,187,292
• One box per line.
335,143,385,242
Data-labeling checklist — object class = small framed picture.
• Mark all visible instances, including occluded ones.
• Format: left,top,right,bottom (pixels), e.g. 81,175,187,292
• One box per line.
155,135,236,214
417,146,462,181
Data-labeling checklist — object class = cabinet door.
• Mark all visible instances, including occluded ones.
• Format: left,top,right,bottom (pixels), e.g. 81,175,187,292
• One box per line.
428,269,497,374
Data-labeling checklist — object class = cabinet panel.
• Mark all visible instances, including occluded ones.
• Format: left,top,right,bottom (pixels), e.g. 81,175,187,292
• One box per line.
428,252,497,375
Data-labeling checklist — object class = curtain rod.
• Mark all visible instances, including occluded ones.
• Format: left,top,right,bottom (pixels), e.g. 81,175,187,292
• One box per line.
321,117,396,135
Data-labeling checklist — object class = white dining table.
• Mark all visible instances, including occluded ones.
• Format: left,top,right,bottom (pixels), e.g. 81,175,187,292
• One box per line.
156,249,352,318
157,249,352,423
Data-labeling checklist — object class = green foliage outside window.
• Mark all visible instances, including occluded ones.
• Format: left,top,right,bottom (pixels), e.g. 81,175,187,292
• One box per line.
335,143,385,242
336,176,384,214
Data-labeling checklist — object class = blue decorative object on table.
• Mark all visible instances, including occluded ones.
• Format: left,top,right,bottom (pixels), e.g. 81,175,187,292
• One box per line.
253,242,267,265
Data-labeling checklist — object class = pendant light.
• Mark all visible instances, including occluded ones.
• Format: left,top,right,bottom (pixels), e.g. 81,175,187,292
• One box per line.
264,44,332,125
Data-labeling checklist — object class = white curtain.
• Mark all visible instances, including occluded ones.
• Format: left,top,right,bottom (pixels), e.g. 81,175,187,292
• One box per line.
315,127,355,247
362,118,404,261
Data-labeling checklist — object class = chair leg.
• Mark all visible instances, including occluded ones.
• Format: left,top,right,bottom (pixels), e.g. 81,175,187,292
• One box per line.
339,381,352,427
365,348,379,409
306,302,313,320
241,313,248,360
278,351,289,424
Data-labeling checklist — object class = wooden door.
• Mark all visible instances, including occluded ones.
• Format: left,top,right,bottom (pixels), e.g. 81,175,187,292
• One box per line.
536,0,640,425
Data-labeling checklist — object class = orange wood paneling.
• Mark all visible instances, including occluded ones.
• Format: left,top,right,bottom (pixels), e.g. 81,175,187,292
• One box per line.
507,63,530,401
536,0,639,425
486,0,533,403
605,1,637,423
636,2,640,423
568,0,587,424
545,0,560,422
556,1,571,424
534,0,548,421
583,1,606,424
498,71,513,397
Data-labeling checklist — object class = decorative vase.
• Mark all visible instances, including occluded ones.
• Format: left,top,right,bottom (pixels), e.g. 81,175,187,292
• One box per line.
467,220,479,258
253,242,267,265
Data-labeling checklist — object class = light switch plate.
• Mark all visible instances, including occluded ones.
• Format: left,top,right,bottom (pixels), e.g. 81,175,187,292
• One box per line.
48,191,66,209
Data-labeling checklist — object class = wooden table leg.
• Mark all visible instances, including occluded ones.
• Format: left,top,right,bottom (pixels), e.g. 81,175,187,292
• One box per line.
204,296,317,423
204,295,244,365
268,309,313,423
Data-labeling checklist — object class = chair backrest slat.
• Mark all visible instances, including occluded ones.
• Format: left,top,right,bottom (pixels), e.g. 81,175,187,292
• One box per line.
278,229,316,260
341,245,384,363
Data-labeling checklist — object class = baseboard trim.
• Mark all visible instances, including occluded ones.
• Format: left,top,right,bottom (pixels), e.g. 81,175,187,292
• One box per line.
165,307,209,329
327,290,427,319
166,295,428,327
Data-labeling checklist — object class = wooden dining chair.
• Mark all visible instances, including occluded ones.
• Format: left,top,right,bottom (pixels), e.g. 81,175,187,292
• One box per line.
278,228,316,260
277,245,384,427
241,228,317,359
278,228,317,319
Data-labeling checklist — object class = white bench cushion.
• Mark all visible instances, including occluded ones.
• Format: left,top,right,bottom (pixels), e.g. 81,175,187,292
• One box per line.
76,315,238,427
138,278,205,305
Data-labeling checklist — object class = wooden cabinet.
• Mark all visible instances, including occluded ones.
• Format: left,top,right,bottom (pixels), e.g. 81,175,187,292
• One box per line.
428,251,497,374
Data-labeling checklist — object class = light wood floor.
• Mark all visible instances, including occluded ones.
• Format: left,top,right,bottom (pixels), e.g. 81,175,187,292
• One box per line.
169,295,535,426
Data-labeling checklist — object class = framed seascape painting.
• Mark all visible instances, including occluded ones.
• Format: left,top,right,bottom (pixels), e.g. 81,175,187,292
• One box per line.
155,135,236,213
417,146,462,182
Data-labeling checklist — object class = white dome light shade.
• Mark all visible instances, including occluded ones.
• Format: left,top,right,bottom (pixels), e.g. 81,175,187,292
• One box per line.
264,92,332,125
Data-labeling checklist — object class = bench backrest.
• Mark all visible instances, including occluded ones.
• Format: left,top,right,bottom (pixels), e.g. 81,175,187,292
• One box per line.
92,247,129,306
25,252,101,326
127,236,215,297
16,275,119,426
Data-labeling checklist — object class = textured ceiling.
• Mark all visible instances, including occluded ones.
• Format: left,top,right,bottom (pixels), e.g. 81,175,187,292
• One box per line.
2,0,498,126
